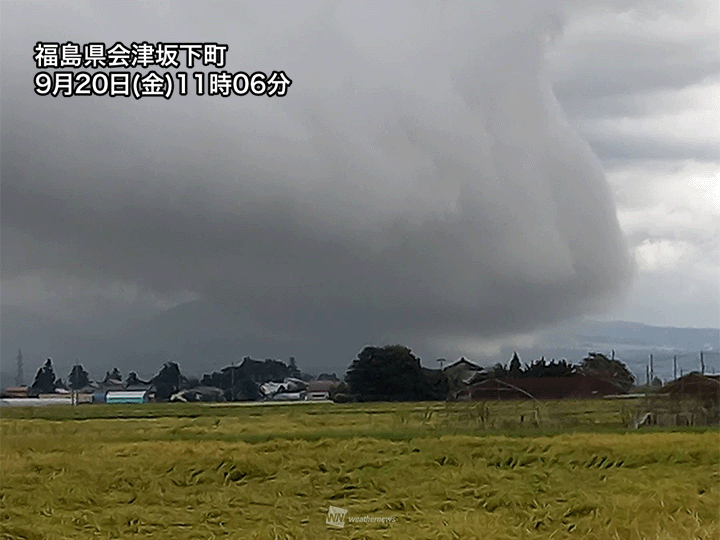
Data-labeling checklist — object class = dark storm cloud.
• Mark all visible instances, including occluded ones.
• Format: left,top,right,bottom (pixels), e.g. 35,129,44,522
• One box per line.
1,1,634,359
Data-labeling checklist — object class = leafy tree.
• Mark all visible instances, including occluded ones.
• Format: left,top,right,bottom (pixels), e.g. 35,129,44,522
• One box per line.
200,365,260,401
345,345,446,401
230,376,261,401
524,358,577,378
30,359,56,395
523,357,547,378
508,352,523,378
329,381,349,400
68,364,90,390
200,371,221,388
552,359,576,377
489,362,509,379
489,355,577,379
151,362,185,401
234,357,292,384
125,372,149,387
579,352,635,393
103,367,122,384
422,367,450,400
288,357,302,378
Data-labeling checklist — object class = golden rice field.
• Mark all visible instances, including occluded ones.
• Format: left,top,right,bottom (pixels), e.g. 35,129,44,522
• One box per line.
1,401,718,539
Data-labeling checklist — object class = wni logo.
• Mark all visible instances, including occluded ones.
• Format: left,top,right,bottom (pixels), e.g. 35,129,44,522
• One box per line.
326,506,347,528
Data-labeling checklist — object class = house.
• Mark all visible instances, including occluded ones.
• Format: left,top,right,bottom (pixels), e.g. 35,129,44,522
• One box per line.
661,372,720,405
105,390,150,404
443,358,484,390
75,392,94,404
38,393,72,401
271,391,305,401
444,358,483,378
1,396,75,407
305,380,340,401
1,387,29,398
260,377,308,400
170,386,225,402
91,380,152,403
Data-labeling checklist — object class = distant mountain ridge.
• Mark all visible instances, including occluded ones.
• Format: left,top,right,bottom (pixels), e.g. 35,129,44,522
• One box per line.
535,319,719,352
2,300,718,387
492,319,719,384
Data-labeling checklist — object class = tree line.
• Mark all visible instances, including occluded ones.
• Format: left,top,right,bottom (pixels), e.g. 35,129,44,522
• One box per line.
344,347,636,401
26,355,310,401
24,346,636,402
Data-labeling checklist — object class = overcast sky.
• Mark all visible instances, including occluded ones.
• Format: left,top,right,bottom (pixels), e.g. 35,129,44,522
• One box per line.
1,0,718,372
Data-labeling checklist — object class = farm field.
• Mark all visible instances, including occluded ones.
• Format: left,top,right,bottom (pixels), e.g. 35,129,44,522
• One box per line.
1,401,718,539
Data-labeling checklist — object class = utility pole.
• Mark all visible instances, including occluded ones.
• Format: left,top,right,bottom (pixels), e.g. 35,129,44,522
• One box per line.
645,365,649,386
231,362,235,402
72,358,78,406
700,352,705,375
16,349,24,387
649,354,654,382
673,355,677,380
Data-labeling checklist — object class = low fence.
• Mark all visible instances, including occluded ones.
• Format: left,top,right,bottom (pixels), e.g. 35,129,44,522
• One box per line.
389,399,634,432
631,394,719,428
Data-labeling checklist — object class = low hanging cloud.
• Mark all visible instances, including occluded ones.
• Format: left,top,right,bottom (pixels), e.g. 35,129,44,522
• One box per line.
1,1,633,363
